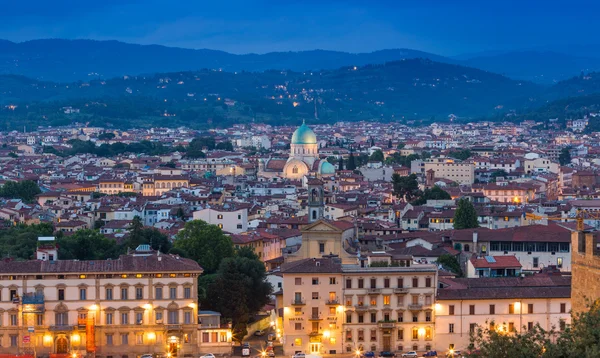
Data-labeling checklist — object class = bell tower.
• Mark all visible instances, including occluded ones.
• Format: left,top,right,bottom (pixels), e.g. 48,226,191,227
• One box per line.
307,178,324,222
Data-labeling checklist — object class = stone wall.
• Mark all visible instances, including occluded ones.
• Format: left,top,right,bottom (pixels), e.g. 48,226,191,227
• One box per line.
571,231,600,313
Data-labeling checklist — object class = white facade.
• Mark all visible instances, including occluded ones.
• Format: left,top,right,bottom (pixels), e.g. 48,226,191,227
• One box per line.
193,206,248,234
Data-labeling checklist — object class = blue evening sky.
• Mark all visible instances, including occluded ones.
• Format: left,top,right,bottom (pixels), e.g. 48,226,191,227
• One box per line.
0,0,597,56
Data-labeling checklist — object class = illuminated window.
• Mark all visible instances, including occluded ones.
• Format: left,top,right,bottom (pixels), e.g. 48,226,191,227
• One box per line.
412,328,418,340
218,223,223,229
79,274,87,279
383,295,390,305
121,274,128,278
136,274,143,278
184,273,191,277
156,274,163,278
169,273,177,278
294,338,302,346
217,214,223,219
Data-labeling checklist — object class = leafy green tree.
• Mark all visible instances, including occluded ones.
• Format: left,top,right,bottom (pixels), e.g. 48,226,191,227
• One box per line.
466,302,600,357
171,220,234,274
411,186,451,205
369,149,384,162
215,141,234,151
0,180,42,203
397,143,405,150
98,132,116,140
125,216,171,252
202,253,273,343
338,156,344,170
448,149,472,161
0,223,54,259
8,152,18,158
57,229,123,260
559,146,572,166
436,254,463,276
392,174,421,202
387,139,393,148
454,198,479,229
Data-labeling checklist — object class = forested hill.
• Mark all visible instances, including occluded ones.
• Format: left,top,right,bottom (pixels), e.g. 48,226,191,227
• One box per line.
0,39,454,82
0,59,545,129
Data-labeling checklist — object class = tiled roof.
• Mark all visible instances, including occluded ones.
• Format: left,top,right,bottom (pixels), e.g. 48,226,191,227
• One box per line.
281,257,343,274
0,252,202,274
470,255,522,269
437,274,570,300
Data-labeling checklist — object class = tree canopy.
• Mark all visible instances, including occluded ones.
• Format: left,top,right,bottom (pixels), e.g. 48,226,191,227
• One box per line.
57,229,122,260
454,198,479,229
201,248,273,342
467,301,600,358
559,146,572,166
392,174,421,202
171,220,234,274
0,180,41,203
0,222,54,259
369,149,385,162
411,186,451,205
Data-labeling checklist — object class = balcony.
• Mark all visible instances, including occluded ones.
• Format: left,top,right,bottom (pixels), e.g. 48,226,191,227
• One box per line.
408,304,423,311
166,324,183,331
309,331,322,337
49,325,74,332
354,304,368,311
308,314,322,321
291,298,306,305
367,288,381,294
377,320,397,329
394,288,409,294
326,298,340,305
22,293,45,305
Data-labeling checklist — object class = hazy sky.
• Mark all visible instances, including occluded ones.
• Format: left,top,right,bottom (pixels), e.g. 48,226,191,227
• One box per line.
0,0,597,55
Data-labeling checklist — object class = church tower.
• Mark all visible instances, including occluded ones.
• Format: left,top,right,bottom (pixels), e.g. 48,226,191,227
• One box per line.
307,178,324,222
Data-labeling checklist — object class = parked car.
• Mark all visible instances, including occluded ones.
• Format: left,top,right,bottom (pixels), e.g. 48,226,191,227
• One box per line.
447,351,462,358
255,330,265,336
401,352,418,358
379,352,397,358
423,351,438,357
362,352,375,358
293,353,306,358
201,354,216,358
140,355,154,358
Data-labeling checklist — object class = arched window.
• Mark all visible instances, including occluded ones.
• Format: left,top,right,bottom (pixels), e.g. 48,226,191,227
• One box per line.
464,244,470,252
312,210,317,220
292,166,298,174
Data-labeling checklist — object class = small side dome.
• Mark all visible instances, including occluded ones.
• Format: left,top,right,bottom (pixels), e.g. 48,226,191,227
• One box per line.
319,160,336,175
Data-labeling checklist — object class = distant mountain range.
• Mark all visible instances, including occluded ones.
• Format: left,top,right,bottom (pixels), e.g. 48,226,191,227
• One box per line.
0,39,599,83
1,57,599,131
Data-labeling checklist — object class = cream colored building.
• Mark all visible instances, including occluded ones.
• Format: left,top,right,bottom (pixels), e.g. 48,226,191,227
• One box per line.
435,275,571,353
424,158,475,185
0,244,204,358
279,180,438,356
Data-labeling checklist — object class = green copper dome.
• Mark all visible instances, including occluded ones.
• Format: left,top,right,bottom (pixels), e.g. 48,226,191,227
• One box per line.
319,161,336,175
291,122,317,145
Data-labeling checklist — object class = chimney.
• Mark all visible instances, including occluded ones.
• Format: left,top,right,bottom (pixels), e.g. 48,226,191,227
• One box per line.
472,230,478,254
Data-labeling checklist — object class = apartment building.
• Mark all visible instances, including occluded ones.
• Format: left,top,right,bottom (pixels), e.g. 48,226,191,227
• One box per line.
435,275,571,352
423,158,475,185
451,225,572,272
193,203,250,234
281,255,438,356
0,243,204,358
